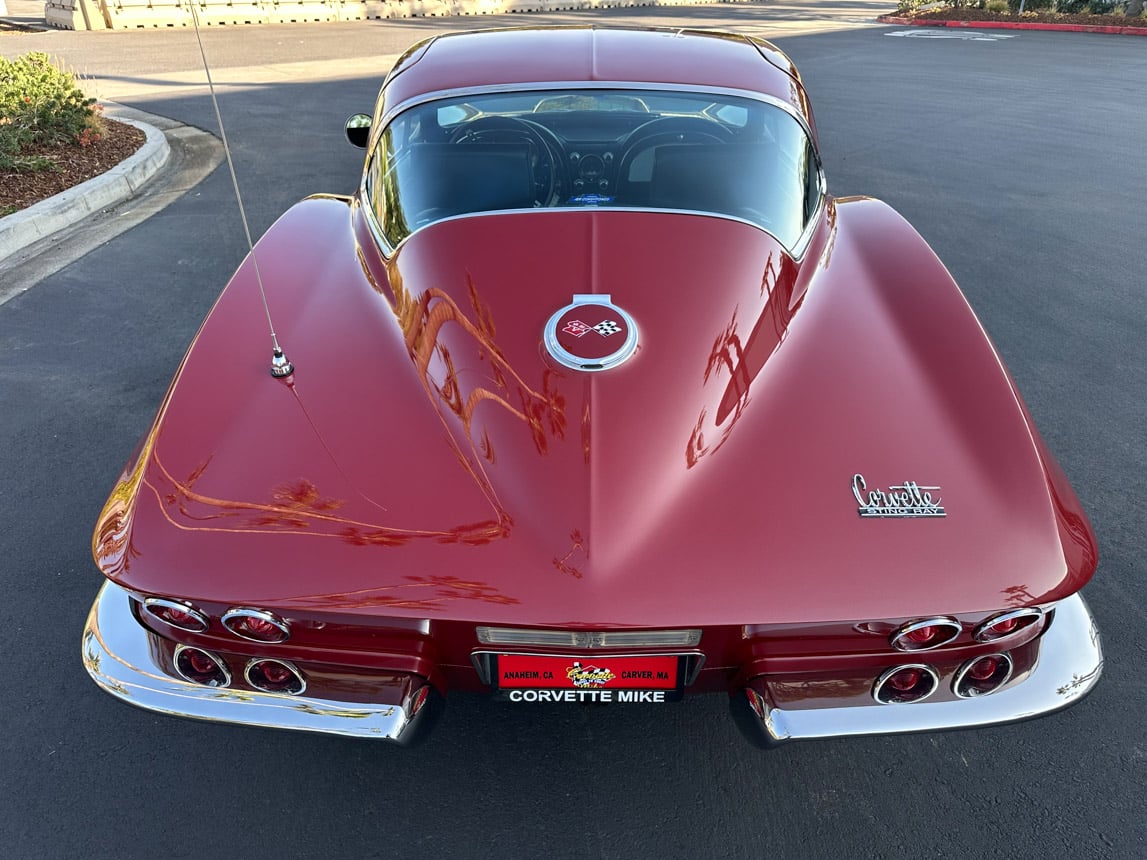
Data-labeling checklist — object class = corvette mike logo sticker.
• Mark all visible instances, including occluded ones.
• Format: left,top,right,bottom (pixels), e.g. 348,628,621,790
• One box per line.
566,661,616,687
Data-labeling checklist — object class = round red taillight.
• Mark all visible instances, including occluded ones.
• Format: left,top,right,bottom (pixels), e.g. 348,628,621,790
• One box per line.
873,664,939,704
143,598,209,632
244,658,306,695
974,608,1042,643
222,608,290,643
954,653,1014,698
890,617,962,652
174,645,230,687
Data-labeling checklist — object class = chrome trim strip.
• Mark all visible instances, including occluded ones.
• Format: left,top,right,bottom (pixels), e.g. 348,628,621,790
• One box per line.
744,592,1102,742
82,582,434,742
475,626,702,649
365,202,823,264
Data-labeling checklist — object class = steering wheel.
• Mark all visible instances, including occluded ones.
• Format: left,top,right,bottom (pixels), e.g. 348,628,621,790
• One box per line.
616,117,735,195
448,116,566,206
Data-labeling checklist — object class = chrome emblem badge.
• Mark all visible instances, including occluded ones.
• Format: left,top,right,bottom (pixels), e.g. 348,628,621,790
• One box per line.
853,474,946,518
545,294,639,372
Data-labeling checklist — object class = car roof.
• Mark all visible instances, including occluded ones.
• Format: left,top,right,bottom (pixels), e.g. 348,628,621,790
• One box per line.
379,26,815,136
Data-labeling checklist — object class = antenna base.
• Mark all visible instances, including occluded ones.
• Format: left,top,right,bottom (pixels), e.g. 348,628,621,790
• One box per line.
270,347,294,378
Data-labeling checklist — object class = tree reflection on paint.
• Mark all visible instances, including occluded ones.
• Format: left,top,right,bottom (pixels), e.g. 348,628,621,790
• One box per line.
687,250,799,468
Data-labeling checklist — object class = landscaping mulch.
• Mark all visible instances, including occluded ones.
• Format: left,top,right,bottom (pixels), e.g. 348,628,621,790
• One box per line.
0,20,41,33
904,8,1147,28
1,119,147,216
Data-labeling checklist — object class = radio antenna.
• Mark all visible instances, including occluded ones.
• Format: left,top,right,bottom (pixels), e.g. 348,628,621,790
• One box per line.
189,6,293,378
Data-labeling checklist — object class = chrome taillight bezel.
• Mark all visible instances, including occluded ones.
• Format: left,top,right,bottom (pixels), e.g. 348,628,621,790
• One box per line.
953,653,1014,698
873,664,940,704
244,658,306,695
173,645,231,687
222,607,290,643
973,608,1043,643
142,598,209,633
889,617,963,652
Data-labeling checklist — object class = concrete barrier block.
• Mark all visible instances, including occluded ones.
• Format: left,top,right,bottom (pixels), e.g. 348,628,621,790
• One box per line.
194,0,269,24
43,0,110,29
262,0,338,22
103,0,194,28
333,0,367,19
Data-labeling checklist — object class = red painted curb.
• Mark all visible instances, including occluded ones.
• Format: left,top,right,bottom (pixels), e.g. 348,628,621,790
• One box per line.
877,14,1147,35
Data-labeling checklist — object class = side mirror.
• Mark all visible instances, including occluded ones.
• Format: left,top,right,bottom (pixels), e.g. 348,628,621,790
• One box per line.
345,114,372,149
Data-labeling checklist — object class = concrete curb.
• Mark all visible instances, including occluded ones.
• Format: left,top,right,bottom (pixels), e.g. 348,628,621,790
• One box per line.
0,116,170,265
878,15,1147,35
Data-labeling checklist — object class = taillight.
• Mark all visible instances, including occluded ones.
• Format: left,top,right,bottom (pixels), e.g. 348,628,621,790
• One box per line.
873,665,939,704
954,653,1013,697
890,617,962,651
973,608,1042,642
143,598,209,632
245,659,305,695
174,646,230,687
222,608,290,643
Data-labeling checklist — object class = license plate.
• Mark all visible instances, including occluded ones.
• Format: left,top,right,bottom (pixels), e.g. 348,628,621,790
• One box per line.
494,654,683,703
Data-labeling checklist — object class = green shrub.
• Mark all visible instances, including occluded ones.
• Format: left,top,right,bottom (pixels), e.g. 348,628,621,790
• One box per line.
1086,0,1121,11
1056,0,1089,10
0,52,100,172
986,0,1009,11
1008,0,1055,9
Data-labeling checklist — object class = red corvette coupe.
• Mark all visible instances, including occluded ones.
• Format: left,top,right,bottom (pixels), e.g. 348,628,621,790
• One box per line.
83,26,1102,746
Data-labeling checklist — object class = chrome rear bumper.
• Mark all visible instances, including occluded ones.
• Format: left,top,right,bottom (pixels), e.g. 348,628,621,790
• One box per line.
732,592,1102,745
82,581,439,743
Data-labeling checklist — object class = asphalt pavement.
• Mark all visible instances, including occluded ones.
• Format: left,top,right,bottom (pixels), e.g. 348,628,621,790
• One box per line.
1,7,1145,859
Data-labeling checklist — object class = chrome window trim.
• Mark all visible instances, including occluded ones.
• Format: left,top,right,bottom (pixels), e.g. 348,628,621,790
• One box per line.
362,198,825,263
361,82,825,259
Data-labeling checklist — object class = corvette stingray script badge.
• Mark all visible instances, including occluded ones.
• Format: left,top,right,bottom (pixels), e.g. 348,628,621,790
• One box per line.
544,294,639,372
853,474,946,518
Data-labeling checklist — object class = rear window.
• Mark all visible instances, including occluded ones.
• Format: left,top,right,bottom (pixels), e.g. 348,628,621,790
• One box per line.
365,88,819,250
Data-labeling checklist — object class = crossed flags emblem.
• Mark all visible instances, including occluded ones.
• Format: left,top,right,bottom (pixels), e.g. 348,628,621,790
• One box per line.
562,319,622,338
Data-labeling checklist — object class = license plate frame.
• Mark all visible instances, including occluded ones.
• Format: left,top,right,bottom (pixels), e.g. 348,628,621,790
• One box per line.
491,653,686,703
